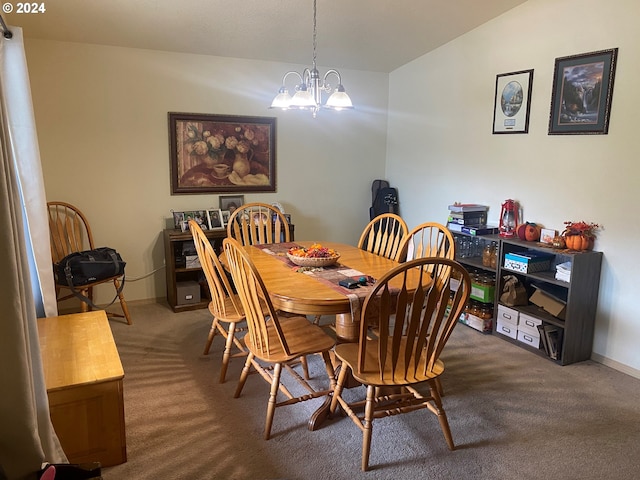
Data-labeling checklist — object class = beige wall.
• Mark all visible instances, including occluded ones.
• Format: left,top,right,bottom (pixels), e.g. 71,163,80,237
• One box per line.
387,0,640,374
24,40,389,304
22,0,640,375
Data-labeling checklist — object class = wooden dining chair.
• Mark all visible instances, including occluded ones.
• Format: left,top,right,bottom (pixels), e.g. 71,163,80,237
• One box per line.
396,221,457,397
396,221,455,263
358,213,408,261
222,237,337,440
336,213,410,332
47,201,132,325
189,220,249,382
329,257,471,471
226,202,290,246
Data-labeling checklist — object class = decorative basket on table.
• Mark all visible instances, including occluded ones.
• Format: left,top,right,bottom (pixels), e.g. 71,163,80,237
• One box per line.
286,253,340,267
286,243,340,267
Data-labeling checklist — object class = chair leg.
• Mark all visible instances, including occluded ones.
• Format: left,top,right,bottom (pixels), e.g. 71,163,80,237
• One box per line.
234,353,253,398
203,318,219,355
437,410,455,451
435,376,444,397
429,380,455,450
80,287,90,312
362,384,375,472
219,321,236,383
264,362,283,440
321,351,336,391
299,355,310,380
329,365,349,414
114,278,132,325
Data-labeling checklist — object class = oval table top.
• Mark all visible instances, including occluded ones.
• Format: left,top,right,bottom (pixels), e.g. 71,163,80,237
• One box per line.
239,241,403,316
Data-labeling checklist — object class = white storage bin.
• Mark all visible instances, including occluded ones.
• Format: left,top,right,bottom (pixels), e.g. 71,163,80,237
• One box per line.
496,319,517,339
497,305,519,328
517,329,541,349
519,312,543,336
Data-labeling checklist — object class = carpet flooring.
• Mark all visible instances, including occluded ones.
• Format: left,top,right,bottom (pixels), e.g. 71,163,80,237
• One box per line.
103,302,640,479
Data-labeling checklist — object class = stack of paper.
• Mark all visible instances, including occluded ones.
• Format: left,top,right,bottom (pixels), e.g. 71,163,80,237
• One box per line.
555,261,572,282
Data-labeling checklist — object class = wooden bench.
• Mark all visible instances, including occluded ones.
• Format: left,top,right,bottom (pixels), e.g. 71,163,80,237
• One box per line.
38,310,126,467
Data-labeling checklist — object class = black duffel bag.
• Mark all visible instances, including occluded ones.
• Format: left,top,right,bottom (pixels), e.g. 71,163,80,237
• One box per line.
54,247,126,308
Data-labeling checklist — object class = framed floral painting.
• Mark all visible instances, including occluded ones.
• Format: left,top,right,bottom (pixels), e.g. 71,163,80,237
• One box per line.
169,113,277,194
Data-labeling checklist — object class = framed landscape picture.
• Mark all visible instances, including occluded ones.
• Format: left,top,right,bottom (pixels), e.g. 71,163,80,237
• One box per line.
493,69,534,134
548,48,618,135
169,112,277,194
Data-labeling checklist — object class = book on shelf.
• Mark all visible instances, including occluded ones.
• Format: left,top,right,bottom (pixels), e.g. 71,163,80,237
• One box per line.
447,211,488,225
555,261,571,282
447,223,499,236
448,203,489,213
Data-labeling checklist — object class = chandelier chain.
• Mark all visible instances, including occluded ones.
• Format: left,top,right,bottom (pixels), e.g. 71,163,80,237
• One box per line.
312,0,317,68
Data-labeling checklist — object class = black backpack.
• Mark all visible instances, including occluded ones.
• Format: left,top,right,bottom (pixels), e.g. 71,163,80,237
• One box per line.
369,179,399,220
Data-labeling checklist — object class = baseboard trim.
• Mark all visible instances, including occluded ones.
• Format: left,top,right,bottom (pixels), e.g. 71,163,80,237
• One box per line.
591,352,640,379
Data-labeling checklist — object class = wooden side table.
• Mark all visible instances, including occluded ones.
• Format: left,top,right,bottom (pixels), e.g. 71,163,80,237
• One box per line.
38,311,126,467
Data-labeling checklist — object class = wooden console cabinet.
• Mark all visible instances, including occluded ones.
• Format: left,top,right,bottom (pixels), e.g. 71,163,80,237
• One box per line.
38,311,126,467
163,226,295,312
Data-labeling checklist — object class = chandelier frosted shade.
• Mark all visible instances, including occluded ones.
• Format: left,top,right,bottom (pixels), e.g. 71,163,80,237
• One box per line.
325,85,354,110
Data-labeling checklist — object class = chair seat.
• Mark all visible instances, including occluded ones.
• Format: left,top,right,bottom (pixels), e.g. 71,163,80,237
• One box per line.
335,341,445,386
208,294,246,324
244,315,335,363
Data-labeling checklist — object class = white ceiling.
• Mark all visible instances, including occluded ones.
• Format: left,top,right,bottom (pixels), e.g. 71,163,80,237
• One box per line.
5,0,527,73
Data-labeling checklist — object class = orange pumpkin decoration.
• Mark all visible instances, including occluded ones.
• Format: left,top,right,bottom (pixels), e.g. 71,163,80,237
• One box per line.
564,234,593,251
562,221,599,251
524,222,541,242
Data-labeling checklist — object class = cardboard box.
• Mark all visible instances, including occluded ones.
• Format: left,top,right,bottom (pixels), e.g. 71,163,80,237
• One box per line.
504,251,553,274
458,313,492,333
470,282,495,303
176,281,201,305
529,288,566,319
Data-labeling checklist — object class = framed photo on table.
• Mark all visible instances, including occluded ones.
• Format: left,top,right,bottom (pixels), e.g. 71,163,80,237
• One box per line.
169,112,277,194
548,48,618,135
219,195,244,213
493,69,534,134
180,210,208,232
207,209,224,230
220,210,231,226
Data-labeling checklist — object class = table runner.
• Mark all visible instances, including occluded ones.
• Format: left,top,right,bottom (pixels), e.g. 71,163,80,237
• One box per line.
254,242,379,320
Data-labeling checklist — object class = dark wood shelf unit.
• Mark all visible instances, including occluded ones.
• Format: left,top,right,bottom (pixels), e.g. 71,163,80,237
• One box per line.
163,225,294,313
496,238,602,365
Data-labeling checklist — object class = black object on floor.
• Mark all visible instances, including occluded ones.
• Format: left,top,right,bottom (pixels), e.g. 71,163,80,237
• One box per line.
38,463,102,480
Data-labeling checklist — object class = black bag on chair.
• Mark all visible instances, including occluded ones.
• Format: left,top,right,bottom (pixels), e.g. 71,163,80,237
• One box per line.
55,247,126,287
54,247,126,310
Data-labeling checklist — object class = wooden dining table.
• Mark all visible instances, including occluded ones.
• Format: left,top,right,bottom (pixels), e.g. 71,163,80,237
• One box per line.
237,240,405,342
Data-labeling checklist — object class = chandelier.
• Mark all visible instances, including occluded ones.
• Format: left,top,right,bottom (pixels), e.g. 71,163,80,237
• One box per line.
269,0,354,117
